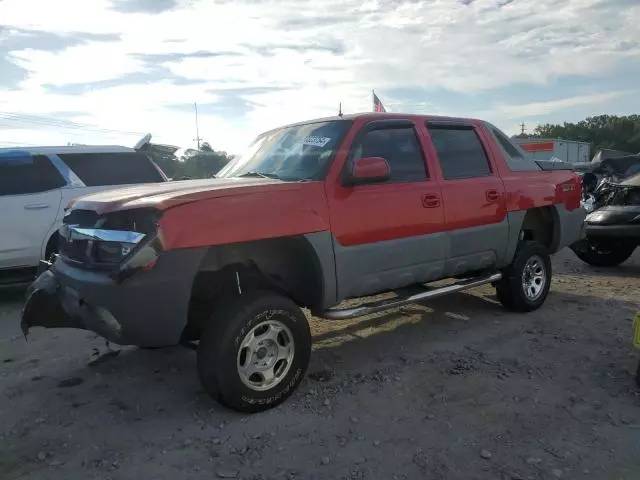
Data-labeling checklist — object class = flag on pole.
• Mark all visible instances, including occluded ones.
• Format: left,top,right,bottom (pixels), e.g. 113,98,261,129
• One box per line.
373,90,386,113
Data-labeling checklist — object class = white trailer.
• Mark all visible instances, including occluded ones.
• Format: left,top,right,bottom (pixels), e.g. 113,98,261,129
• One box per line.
513,138,590,165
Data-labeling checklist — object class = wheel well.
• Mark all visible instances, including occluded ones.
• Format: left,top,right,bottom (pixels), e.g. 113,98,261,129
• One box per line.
182,236,324,341
44,232,59,260
520,207,554,250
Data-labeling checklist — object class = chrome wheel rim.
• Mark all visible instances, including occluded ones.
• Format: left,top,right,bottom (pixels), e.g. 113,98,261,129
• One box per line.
521,255,546,301
236,319,295,392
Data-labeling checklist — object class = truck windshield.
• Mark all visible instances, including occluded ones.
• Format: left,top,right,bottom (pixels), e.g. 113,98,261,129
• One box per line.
217,120,352,181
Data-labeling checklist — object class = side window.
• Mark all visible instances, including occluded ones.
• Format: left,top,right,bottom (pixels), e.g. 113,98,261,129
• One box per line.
59,152,164,187
427,127,491,180
489,125,542,172
0,154,65,196
352,127,427,182
492,127,524,159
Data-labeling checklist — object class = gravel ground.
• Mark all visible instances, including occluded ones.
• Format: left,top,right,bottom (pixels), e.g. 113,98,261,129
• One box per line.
1,248,639,480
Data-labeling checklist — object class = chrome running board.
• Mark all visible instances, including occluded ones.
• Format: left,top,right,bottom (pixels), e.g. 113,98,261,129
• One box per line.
318,272,502,320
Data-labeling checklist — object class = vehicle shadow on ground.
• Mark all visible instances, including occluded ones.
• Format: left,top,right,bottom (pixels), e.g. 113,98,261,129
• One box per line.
311,287,637,346
3,286,637,431
0,285,27,305
555,249,640,278
572,263,640,278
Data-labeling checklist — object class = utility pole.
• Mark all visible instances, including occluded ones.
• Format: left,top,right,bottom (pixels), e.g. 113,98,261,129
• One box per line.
338,102,343,117
520,122,526,136
194,102,202,151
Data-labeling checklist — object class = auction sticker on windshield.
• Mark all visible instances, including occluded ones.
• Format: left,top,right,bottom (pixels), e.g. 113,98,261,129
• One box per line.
633,311,640,349
302,136,331,147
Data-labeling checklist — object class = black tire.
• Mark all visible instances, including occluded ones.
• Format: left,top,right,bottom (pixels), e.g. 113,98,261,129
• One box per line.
571,240,635,267
495,241,552,312
197,290,311,413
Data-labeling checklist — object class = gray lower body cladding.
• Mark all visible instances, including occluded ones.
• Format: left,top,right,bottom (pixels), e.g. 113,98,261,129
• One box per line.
550,204,587,252
21,249,206,347
329,205,586,302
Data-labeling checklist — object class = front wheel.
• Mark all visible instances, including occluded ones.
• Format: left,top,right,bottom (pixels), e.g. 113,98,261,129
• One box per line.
571,239,635,267
496,241,552,312
197,290,311,413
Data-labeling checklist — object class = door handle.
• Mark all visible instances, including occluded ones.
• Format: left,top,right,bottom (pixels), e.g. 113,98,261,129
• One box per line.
24,203,49,210
422,194,441,208
485,190,500,202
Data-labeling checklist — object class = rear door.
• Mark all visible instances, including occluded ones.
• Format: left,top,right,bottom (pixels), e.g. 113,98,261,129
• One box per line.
327,119,446,299
424,121,508,276
0,153,64,269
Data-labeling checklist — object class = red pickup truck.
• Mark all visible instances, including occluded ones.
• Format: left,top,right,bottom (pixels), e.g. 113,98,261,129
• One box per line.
21,113,586,412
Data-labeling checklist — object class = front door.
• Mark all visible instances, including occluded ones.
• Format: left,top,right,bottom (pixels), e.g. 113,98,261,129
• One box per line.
326,119,446,300
424,122,508,276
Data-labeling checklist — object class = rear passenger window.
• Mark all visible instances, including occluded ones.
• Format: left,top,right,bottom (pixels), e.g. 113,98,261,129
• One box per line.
492,127,524,160
0,154,65,196
489,125,542,172
59,152,164,186
352,127,427,182
427,127,491,180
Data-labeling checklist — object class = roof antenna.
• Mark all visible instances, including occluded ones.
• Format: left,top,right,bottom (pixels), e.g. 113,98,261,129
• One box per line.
338,102,343,118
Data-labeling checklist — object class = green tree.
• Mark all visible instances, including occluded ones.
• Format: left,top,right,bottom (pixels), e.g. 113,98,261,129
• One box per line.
179,141,233,178
531,115,640,154
147,143,234,180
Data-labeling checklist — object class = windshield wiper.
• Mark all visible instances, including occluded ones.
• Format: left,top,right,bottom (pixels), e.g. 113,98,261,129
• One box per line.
237,171,282,180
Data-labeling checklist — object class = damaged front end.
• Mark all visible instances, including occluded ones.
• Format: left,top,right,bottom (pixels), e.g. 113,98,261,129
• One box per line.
21,267,80,337
20,207,165,345
571,170,640,266
584,173,640,231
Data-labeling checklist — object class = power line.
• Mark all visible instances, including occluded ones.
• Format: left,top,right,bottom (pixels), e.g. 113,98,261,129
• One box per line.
0,111,146,135
0,111,147,137
0,140,39,147
0,116,145,137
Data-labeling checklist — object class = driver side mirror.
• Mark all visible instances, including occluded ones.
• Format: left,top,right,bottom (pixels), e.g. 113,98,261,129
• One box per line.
344,157,390,185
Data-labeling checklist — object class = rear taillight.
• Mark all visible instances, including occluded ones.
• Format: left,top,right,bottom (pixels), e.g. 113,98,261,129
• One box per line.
566,172,583,210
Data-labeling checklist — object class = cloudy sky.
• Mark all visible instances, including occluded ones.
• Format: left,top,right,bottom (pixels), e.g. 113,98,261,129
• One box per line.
0,0,639,154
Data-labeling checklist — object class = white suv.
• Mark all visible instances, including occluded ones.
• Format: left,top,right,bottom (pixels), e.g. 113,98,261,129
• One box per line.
0,135,175,284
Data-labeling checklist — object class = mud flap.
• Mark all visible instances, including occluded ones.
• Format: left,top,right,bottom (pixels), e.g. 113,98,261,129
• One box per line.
20,270,81,338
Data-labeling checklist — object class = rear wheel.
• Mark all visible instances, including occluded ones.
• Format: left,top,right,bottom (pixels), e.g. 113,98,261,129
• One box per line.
496,241,552,312
197,290,311,413
571,239,635,267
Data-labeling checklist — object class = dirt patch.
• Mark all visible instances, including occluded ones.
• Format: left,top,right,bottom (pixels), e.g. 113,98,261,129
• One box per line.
1,248,639,480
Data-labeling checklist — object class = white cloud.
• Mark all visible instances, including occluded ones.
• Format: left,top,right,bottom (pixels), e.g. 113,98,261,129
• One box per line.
0,0,639,152
494,91,629,118
9,44,146,87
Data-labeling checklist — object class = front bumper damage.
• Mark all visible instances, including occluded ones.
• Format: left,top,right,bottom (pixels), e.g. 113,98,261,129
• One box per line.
584,205,640,240
20,250,206,347
21,267,127,343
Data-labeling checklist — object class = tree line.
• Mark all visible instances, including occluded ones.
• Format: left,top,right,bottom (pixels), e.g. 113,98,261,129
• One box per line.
149,141,234,180
514,115,640,155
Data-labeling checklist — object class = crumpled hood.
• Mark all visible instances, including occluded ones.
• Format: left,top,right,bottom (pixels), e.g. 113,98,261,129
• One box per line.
620,172,640,187
71,177,294,214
